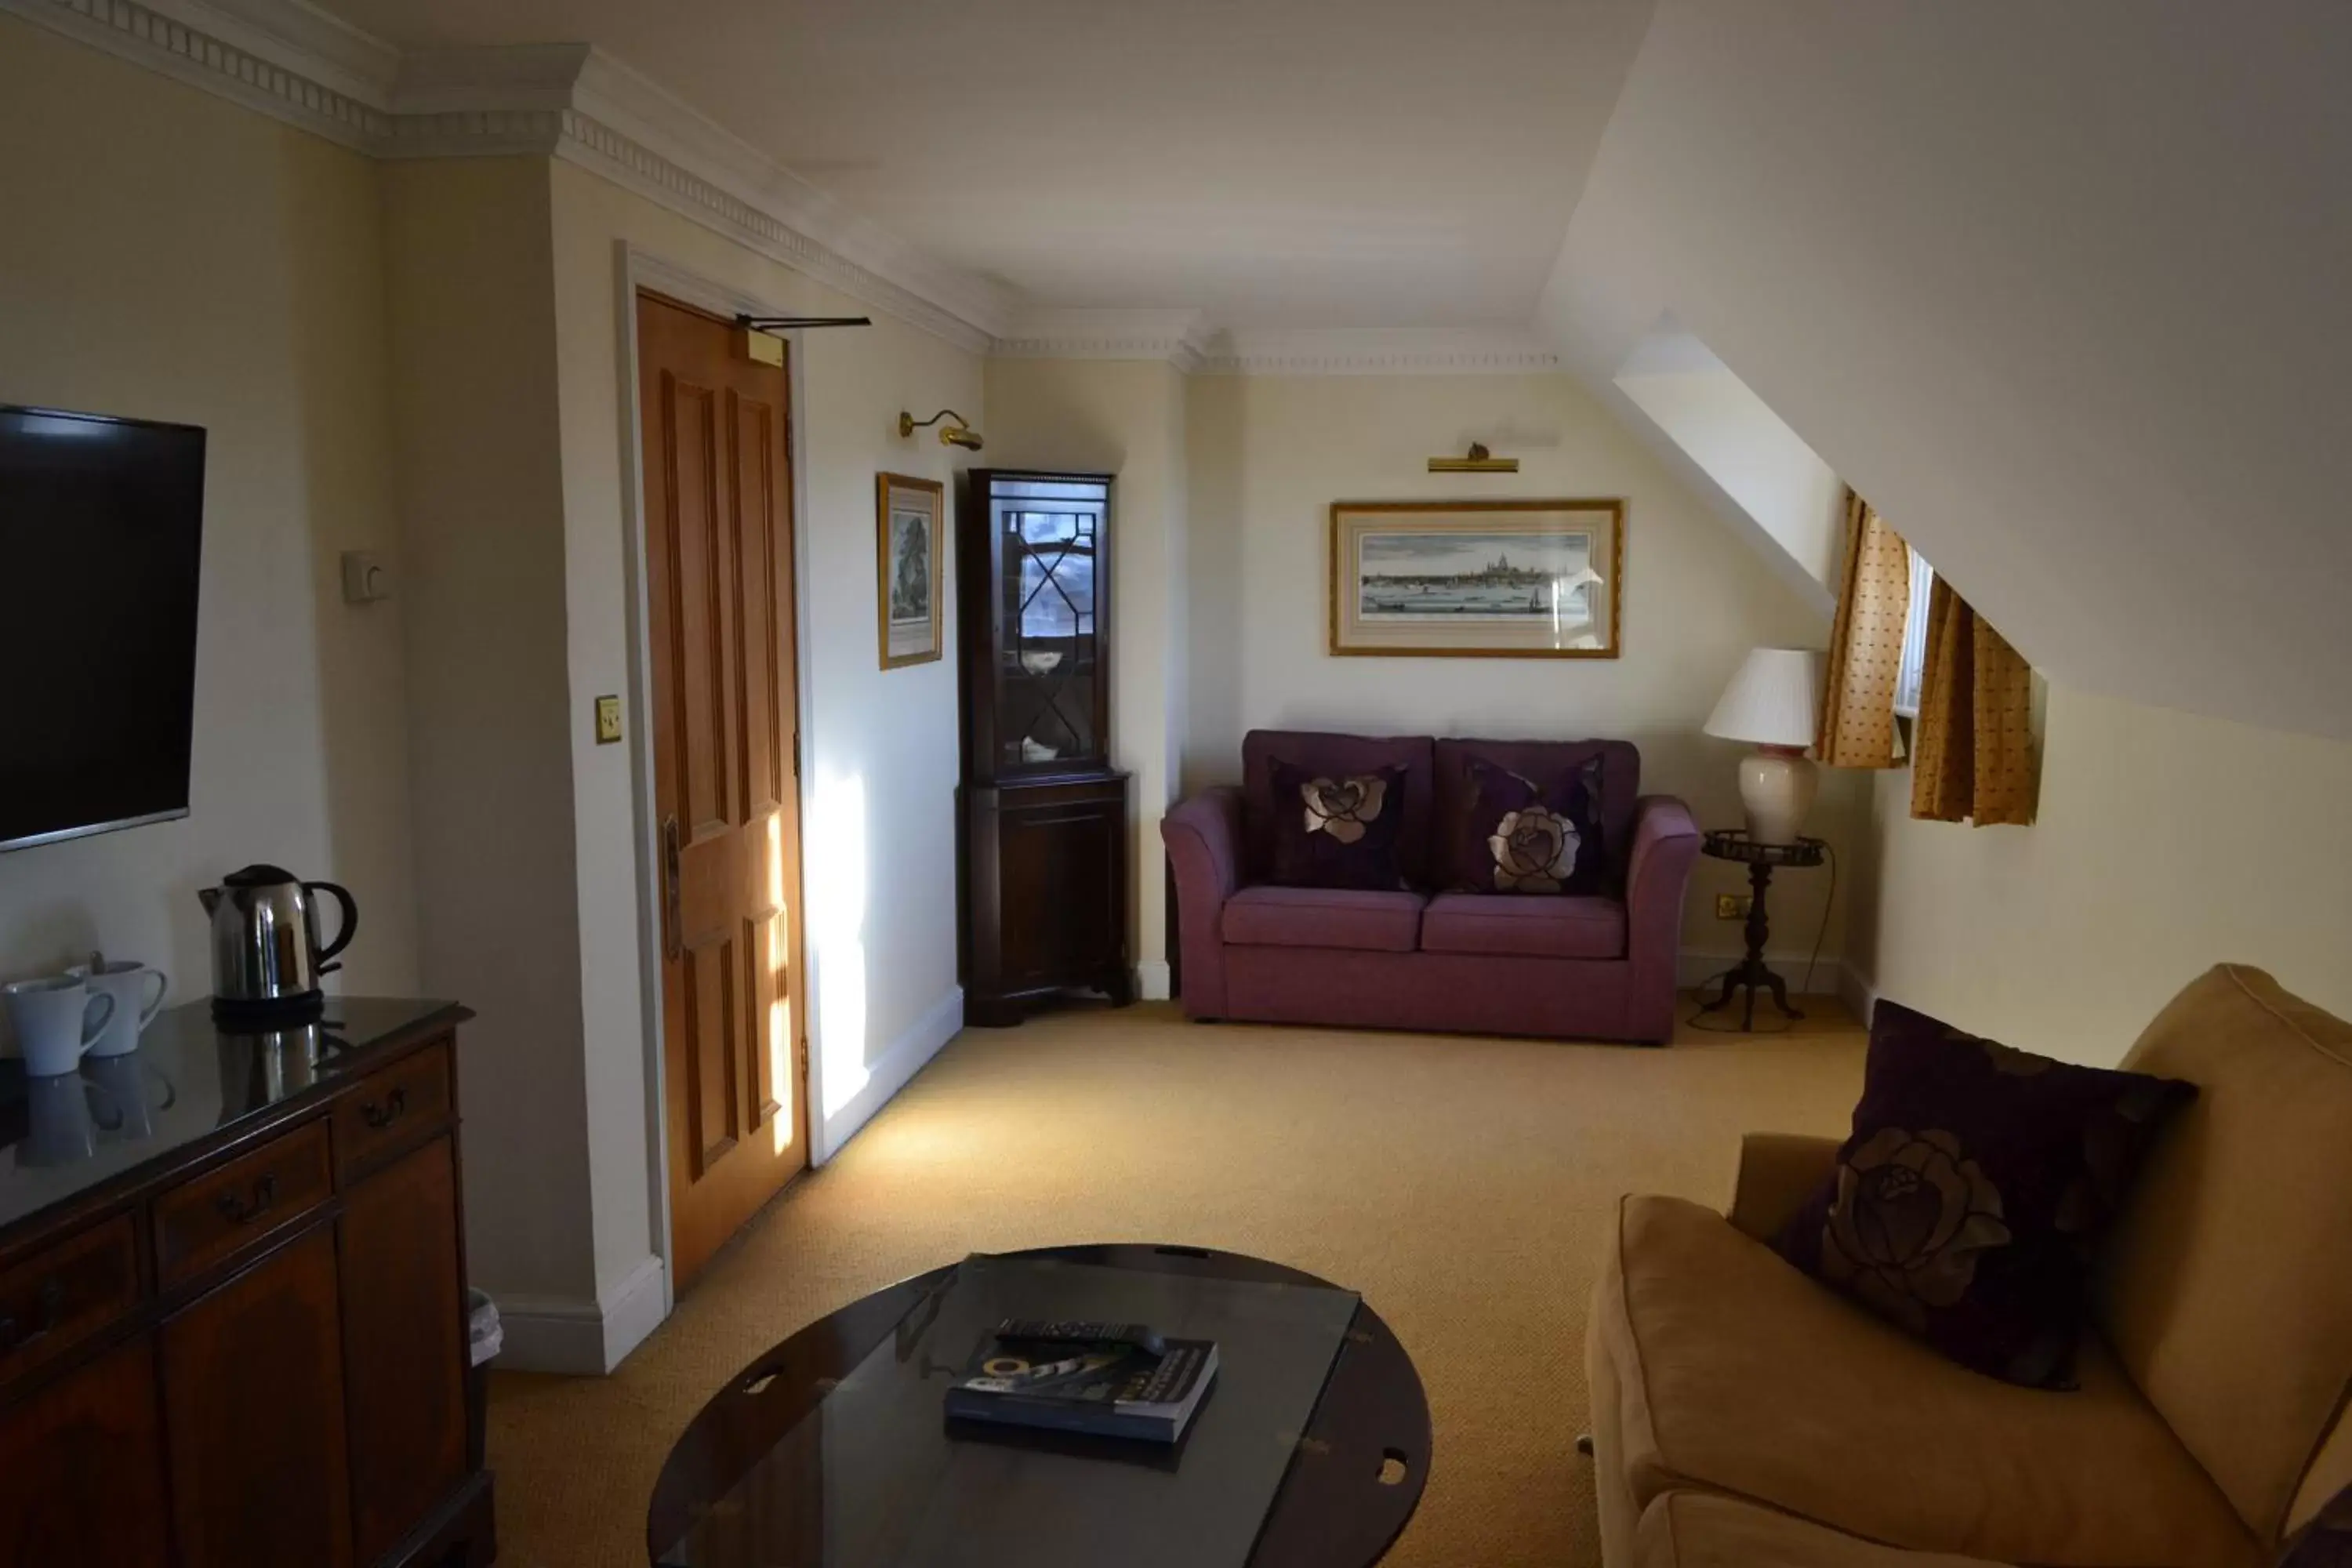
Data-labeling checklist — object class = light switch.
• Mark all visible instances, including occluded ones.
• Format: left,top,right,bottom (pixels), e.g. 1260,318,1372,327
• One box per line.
594,695,623,744
340,550,392,603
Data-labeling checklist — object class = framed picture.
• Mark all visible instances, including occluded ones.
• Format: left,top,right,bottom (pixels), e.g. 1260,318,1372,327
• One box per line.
1329,499,1625,659
876,473,944,668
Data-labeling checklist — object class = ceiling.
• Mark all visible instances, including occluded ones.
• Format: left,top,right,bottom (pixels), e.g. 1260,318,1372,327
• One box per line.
296,0,1654,328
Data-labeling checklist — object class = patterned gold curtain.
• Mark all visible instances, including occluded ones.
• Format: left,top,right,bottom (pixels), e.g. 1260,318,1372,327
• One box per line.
1815,491,1911,768
1910,577,2038,825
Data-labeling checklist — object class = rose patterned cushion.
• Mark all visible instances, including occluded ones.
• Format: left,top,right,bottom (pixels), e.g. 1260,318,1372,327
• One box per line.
1265,760,1410,891
1444,754,1608,895
1775,999,2196,1388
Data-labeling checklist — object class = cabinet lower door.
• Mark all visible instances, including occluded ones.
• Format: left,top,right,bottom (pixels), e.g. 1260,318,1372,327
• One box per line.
162,1224,353,1568
340,1137,469,1564
0,1338,169,1568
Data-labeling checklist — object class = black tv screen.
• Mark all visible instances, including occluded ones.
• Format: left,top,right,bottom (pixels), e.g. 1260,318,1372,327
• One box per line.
1,405,206,852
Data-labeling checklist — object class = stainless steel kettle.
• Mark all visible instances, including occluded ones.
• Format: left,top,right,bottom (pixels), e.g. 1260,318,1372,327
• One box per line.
198,864,358,1018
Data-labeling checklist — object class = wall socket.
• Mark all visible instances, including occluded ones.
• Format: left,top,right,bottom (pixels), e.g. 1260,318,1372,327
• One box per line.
594,695,623,744
1715,893,1753,920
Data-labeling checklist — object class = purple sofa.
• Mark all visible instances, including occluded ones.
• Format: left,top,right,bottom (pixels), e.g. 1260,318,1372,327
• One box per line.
1160,730,1701,1044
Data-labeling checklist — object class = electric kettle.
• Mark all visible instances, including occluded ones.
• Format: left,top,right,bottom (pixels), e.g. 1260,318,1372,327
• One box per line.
198,865,358,1023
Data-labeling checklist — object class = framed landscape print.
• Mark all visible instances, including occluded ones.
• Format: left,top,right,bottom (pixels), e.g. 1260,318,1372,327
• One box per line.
876,473,944,668
1329,499,1625,659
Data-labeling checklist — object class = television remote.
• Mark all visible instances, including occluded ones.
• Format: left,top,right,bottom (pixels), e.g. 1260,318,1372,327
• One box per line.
993,1319,1167,1356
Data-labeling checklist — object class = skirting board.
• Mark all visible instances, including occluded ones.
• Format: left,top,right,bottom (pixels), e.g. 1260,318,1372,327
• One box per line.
492,1253,667,1376
1137,960,1172,1002
813,986,964,1167
1675,949,1852,999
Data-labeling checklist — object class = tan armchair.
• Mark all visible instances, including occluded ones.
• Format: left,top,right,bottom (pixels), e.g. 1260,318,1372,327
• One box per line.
1585,965,2352,1568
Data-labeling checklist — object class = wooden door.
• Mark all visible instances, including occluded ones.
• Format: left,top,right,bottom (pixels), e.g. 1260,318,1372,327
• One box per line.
339,1136,467,1566
0,1338,169,1568
638,291,810,1292
161,1225,352,1568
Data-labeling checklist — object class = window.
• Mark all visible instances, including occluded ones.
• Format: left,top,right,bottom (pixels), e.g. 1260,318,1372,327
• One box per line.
1893,548,1936,718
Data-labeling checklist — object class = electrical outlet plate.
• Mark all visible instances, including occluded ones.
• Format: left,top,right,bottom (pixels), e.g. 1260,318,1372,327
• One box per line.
1715,893,1752,920
594,695,622,744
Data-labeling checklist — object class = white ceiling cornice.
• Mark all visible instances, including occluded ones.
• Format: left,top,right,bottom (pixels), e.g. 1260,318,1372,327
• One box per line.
1193,327,1563,378
0,0,1011,352
991,309,1216,372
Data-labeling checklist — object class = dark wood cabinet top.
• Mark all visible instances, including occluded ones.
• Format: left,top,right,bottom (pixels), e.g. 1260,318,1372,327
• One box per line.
0,996,468,1253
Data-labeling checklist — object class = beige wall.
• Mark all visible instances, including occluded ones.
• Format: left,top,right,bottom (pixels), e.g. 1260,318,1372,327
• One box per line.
983,358,1190,991
546,162,985,1313
1182,371,1864,971
0,20,419,1015
1847,683,2352,1065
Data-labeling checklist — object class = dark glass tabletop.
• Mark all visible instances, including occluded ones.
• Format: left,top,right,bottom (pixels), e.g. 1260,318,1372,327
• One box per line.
648,1243,1429,1568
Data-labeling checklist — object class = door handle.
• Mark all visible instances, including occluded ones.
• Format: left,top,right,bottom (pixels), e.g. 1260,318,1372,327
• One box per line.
662,815,683,962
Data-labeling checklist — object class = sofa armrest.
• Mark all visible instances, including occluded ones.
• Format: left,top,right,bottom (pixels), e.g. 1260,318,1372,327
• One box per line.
1625,795,1700,960
1726,1132,1841,1243
1160,787,1244,1018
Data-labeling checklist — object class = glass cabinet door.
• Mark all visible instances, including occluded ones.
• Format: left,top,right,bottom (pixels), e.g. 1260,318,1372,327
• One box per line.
992,477,1107,771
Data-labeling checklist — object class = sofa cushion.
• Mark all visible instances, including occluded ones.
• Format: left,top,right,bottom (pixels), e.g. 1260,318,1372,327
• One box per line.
1218,886,1424,953
1598,1193,2256,1568
1777,998,2194,1388
1418,893,1624,960
2096,965,2352,1546
1635,1492,2005,1568
1265,760,1410,890
1435,737,1639,886
1442,753,1611,895
1243,731,1436,884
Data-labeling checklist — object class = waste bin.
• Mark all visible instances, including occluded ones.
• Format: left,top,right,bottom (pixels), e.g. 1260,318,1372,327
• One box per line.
467,1289,502,1472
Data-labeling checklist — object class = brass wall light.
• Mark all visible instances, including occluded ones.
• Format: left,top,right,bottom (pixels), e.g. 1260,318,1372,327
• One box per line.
900,409,984,452
1428,441,1518,474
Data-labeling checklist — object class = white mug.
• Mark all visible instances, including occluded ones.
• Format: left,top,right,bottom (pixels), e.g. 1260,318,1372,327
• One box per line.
66,960,169,1058
3,976,117,1076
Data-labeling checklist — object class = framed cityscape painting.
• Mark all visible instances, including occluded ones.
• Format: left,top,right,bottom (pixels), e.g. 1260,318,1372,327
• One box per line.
876,473,945,668
1329,499,1625,659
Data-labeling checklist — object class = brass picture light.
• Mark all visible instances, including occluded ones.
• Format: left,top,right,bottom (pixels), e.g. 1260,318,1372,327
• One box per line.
1428,441,1518,474
900,409,984,452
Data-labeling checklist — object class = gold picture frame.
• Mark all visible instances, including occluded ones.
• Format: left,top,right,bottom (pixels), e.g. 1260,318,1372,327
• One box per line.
1329,499,1626,659
877,473,945,669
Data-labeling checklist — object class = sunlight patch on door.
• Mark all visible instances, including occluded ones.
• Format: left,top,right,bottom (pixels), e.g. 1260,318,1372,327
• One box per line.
767,811,795,1153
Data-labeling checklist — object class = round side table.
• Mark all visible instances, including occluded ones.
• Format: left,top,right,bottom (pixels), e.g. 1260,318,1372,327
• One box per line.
1695,829,1827,1031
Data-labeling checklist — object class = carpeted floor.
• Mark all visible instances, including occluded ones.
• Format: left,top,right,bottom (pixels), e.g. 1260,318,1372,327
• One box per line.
485,997,1867,1567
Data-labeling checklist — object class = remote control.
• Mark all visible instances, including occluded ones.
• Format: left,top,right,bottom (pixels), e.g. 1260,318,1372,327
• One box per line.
993,1318,1167,1356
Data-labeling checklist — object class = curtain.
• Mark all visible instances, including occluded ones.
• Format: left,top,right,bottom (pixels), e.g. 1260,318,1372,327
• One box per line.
1910,577,2038,825
1815,491,1911,768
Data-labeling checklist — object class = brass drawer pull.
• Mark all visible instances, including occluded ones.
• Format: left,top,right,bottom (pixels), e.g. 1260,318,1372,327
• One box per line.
0,1278,67,1354
215,1172,279,1226
361,1087,408,1130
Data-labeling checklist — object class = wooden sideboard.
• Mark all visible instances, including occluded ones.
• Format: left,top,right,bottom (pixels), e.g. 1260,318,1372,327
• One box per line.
0,996,492,1567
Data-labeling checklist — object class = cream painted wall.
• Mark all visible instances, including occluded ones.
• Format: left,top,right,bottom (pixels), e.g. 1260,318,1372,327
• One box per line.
0,20,419,1018
1183,372,1864,972
546,162,984,1305
1846,684,2352,1065
982,358,1189,992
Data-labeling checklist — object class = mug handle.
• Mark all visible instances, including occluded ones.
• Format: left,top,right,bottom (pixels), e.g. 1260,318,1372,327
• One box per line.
137,968,169,1030
146,1064,178,1112
303,881,359,974
79,992,117,1052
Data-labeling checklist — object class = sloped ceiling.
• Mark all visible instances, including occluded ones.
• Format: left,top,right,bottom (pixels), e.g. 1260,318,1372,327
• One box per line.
1542,0,2352,740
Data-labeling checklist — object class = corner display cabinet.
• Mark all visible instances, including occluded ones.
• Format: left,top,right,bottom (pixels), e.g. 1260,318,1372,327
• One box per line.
957,470,1134,1025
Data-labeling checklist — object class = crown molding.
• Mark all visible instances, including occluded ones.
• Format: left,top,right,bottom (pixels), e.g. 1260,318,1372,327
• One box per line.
0,0,1011,351
1192,326,1563,377
990,309,1215,372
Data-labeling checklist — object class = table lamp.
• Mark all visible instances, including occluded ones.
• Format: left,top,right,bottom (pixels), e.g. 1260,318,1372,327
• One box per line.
1703,648,1824,844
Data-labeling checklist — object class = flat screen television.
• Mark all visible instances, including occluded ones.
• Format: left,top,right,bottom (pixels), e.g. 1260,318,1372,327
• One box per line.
1,405,207,852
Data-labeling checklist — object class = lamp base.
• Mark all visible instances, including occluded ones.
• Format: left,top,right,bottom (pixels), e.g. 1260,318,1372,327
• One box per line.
1737,746,1818,845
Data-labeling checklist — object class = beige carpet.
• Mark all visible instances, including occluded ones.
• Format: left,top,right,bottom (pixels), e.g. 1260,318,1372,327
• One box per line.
486,997,1867,1567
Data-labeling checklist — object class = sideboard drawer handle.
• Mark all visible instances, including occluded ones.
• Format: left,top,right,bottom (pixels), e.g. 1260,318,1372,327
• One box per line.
0,1279,67,1355
215,1172,278,1226
361,1086,408,1130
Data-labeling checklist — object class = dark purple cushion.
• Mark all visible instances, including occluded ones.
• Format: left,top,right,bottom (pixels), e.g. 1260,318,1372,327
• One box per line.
1265,760,1410,891
1433,739,1639,888
1443,754,1609,895
2280,1486,2352,1567
1243,730,1436,884
1775,999,2195,1388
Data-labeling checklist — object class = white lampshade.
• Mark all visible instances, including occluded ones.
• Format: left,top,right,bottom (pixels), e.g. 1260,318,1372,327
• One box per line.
1704,648,1822,749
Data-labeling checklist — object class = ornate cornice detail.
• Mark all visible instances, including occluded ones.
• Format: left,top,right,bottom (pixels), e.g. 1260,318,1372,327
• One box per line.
1192,328,1563,378
989,309,1214,372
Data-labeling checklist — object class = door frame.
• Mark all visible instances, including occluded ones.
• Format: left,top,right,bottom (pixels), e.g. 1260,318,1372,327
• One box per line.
615,243,821,1314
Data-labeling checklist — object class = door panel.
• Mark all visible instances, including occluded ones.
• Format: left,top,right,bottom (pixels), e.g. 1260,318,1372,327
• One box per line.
639,292,809,1292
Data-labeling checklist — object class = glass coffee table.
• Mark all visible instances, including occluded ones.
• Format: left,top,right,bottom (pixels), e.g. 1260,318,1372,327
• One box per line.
647,1243,1429,1567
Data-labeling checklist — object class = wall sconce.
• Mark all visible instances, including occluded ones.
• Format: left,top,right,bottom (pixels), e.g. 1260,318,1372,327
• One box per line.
1428,442,1518,474
900,409,984,452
